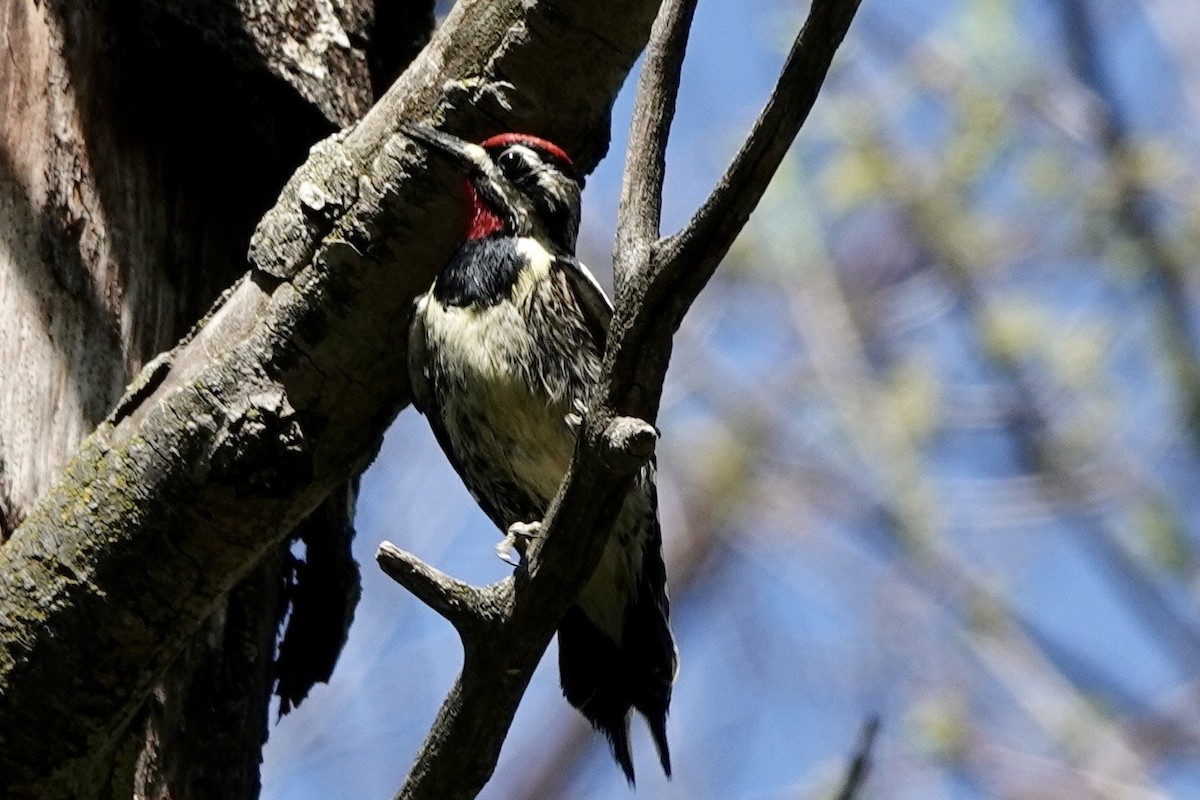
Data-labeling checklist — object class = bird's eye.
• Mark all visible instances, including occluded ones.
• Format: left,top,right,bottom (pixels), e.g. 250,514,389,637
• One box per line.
498,149,525,174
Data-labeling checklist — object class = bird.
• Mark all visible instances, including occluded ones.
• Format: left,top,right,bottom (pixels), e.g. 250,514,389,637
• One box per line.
404,124,677,783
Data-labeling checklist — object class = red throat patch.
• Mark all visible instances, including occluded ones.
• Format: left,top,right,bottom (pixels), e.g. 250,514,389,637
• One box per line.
464,181,505,240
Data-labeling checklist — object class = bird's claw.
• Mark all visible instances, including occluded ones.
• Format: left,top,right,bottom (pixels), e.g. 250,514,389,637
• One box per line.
496,521,542,566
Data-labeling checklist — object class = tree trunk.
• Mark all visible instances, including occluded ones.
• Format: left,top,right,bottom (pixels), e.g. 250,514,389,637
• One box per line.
0,1,430,796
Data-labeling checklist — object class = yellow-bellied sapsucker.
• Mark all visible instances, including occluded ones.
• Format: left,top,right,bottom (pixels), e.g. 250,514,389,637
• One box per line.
404,125,676,783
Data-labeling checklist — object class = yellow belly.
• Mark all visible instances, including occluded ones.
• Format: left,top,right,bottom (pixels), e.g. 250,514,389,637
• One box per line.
423,293,574,505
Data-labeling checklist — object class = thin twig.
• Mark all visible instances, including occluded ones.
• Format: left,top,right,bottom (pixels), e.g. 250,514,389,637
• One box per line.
604,0,862,424
613,0,698,289
376,542,494,635
835,716,880,800
654,0,861,286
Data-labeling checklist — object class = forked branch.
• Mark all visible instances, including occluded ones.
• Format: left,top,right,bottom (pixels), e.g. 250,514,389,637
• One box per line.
380,1,862,798
658,0,863,288
606,0,862,423
836,716,881,800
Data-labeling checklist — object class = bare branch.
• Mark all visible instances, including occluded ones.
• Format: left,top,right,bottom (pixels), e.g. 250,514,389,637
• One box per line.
657,0,861,286
836,716,880,800
0,0,663,796
605,0,862,424
385,1,861,797
613,0,698,289
391,417,656,799
376,543,496,635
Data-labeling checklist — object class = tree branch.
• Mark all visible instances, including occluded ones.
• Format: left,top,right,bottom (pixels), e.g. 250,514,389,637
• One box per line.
376,543,495,636
607,0,862,424
381,417,659,799
657,0,861,285
613,0,698,289
0,0,861,796
376,1,862,797
836,716,880,800
0,1,662,797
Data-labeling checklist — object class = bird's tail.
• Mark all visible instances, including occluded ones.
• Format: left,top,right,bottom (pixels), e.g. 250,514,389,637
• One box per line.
557,514,676,784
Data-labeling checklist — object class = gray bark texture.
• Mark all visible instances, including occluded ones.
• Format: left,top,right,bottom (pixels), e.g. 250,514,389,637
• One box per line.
0,0,429,797
0,0,660,797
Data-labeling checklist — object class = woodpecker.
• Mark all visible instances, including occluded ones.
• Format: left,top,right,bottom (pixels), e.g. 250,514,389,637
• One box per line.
404,125,677,783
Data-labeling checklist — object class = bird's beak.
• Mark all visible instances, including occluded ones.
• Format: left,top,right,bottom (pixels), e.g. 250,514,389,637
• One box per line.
402,124,491,173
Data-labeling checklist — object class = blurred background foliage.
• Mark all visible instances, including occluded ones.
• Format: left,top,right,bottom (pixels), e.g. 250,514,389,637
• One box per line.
263,0,1200,797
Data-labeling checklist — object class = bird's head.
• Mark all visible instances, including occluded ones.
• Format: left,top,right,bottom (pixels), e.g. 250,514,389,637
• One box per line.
405,125,583,253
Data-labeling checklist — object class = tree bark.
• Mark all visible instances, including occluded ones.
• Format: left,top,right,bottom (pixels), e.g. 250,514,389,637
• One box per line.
0,0,429,796
0,0,660,797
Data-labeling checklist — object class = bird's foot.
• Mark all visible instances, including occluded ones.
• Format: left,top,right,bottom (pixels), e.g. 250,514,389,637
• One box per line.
496,521,542,566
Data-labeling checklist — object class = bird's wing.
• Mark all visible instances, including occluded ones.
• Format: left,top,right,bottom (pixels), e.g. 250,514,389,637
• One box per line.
557,255,613,351
406,295,435,415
